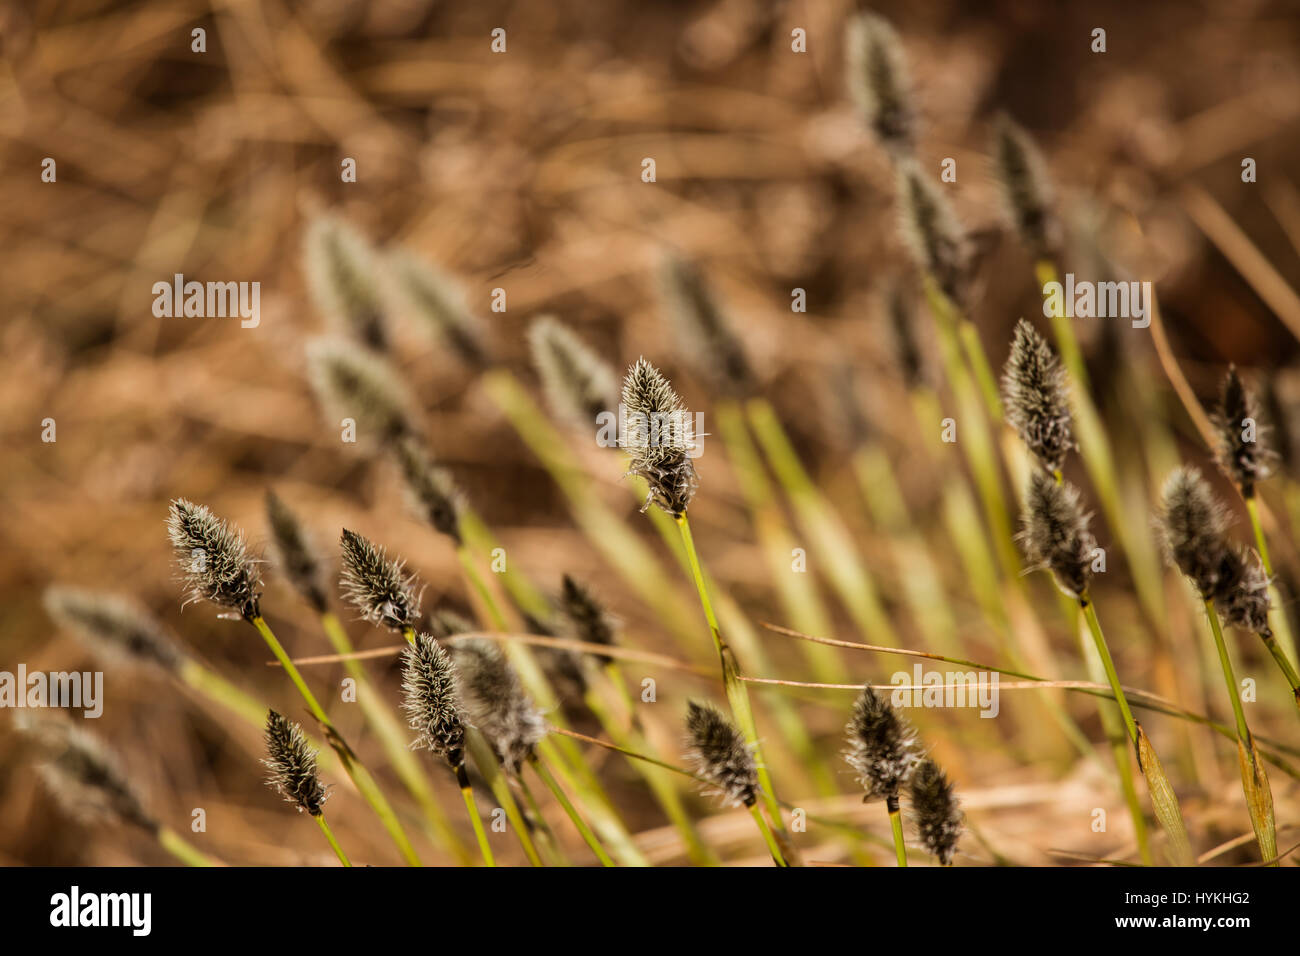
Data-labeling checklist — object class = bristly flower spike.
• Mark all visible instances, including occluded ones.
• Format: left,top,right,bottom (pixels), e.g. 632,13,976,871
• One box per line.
453,638,547,774
990,114,1060,261
393,436,463,545
1002,318,1074,475
305,337,419,450
388,249,491,369
400,633,468,768
339,529,422,633
263,710,329,816
908,757,963,865
559,574,618,665
684,701,758,808
1018,472,1096,599
527,316,619,429
896,160,969,307
658,254,755,397
620,358,699,517
265,491,328,613
166,498,263,620
43,587,184,673
845,12,916,155
303,215,389,350
1213,366,1276,499
844,685,921,804
1156,465,1232,598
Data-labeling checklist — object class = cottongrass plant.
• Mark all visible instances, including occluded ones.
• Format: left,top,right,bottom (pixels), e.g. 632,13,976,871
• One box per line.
845,11,916,156
908,758,963,866
17,713,214,866
387,248,491,369
844,685,921,866
263,710,350,866
528,315,619,429
303,215,389,351
305,337,419,450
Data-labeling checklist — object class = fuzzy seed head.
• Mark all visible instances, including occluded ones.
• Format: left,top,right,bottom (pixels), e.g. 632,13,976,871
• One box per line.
1157,466,1232,597
908,757,963,865
17,713,155,831
401,633,468,766
846,12,915,154
896,161,969,307
1003,319,1074,474
43,587,184,673
1018,473,1095,599
430,609,477,639
389,250,490,369
339,529,421,632
1218,548,1272,634
166,499,263,619
305,337,419,449
453,638,547,774
620,358,699,516
303,216,388,350
527,316,619,429
659,255,754,397
684,701,758,808
560,574,618,665
886,283,926,389
265,491,328,612
263,710,328,816
991,114,1059,259
393,436,462,544
844,685,921,801
1213,367,1276,496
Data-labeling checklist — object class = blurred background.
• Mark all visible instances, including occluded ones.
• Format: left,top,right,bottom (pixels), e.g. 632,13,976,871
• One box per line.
3,0,1300,866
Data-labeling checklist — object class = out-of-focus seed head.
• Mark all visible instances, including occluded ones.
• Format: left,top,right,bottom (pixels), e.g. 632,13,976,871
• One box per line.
658,255,755,397
430,609,477,639
845,12,916,154
886,282,927,389
43,587,184,673
306,337,419,449
1018,473,1095,599
620,358,699,517
560,574,618,665
844,685,920,802
684,701,758,808
262,710,328,816
453,638,547,774
527,316,619,429
16,713,156,831
991,114,1060,260
1213,366,1276,498
339,529,422,632
1157,466,1232,598
388,250,491,369
166,499,263,620
908,757,962,865
1002,319,1074,474
392,436,462,544
401,633,468,767
303,215,389,350
896,161,969,307
1217,548,1272,635
264,491,328,613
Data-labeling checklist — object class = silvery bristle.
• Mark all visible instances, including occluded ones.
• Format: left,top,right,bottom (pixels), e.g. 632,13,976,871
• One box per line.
908,757,963,866
844,685,920,802
400,632,468,767
658,255,755,397
1157,465,1231,598
303,215,389,350
845,12,916,154
305,336,419,449
1213,366,1276,498
1002,319,1074,474
16,713,156,831
339,529,422,632
684,701,758,808
265,491,328,613
453,638,547,773
620,358,699,517
527,316,619,429
392,436,463,544
1018,472,1095,600
166,498,263,620
1218,548,1272,634
43,586,184,673
263,710,328,816
388,250,490,369
991,114,1059,260
560,574,617,665
896,160,969,307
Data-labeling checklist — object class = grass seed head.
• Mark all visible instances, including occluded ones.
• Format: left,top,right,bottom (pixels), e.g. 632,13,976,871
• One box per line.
389,250,490,369
453,638,547,774
393,436,463,544
1157,465,1231,597
303,215,388,350
620,358,699,517
560,574,617,664
1019,473,1095,599
1213,366,1276,497
265,491,328,613
991,114,1059,260
846,12,916,154
844,685,921,802
401,633,468,767
305,337,419,449
527,316,619,428
658,255,755,397
431,609,477,639
339,529,421,632
896,160,969,307
908,757,963,865
167,498,263,620
1003,318,1074,474
43,586,184,673
684,701,758,808
1217,547,1272,634
263,710,328,816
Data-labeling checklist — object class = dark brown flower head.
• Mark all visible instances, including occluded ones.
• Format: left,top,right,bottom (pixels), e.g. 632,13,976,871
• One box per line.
1157,465,1232,598
908,757,962,865
453,638,547,774
559,574,618,665
43,587,184,673
303,215,388,350
17,714,156,832
339,529,421,632
393,436,462,544
620,358,699,517
658,255,755,397
401,632,468,767
167,498,263,620
844,685,920,802
684,701,758,808
1212,366,1276,497
1018,472,1095,599
305,337,418,450
896,160,969,307
991,114,1060,260
1002,319,1074,474
845,12,916,154
389,250,491,369
265,491,328,612
263,710,328,816
1217,548,1272,634
527,316,618,429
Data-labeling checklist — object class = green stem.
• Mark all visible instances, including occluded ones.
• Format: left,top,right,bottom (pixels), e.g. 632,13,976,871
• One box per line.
887,799,908,867
529,753,615,866
156,826,216,867
1204,600,1250,743
455,764,496,867
314,814,352,867
464,725,543,866
748,803,788,867
1080,601,1139,742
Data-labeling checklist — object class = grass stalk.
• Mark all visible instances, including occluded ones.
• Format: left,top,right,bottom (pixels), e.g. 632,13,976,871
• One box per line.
1243,495,1300,706
886,797,908,867
156,826,217,867
748,803,789,867
528,753,615,866
455,764,496,866
314,814,352,866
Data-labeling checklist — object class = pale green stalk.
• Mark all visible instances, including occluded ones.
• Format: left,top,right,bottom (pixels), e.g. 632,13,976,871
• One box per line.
886,799,907,867
529,753,615,866
156,826,217,867
314,814,352,866
1243,495,1300,705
